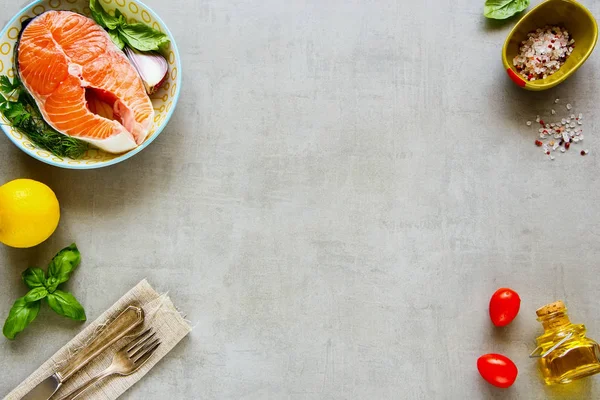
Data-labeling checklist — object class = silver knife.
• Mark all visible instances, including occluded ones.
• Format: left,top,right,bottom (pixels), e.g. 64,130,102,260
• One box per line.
20,305,145,400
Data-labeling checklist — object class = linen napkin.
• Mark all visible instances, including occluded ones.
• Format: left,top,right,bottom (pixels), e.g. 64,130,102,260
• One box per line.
4,279,191,400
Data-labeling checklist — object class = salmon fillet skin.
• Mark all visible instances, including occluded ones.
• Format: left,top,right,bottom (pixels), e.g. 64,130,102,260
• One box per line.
17,11,155,154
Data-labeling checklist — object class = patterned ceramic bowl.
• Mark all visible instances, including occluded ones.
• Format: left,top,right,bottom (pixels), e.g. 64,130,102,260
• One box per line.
0,0,181,169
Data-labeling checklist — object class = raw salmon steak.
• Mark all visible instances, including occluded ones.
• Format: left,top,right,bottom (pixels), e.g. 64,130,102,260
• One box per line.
17,11,155,154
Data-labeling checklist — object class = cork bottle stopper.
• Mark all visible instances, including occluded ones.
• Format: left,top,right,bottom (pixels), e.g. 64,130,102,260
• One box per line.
536,301,566,317
537,301,571,330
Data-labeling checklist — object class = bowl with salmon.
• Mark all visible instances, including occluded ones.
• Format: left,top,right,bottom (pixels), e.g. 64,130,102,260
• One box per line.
0,0,181,169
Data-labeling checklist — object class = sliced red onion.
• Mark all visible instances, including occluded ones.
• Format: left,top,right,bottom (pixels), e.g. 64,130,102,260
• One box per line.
124,47,169,95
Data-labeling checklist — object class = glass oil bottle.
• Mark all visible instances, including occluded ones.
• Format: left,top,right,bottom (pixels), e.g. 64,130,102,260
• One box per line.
531,301,600,385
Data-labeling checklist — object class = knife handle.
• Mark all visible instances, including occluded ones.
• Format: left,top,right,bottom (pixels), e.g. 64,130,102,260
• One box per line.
56,305,145,382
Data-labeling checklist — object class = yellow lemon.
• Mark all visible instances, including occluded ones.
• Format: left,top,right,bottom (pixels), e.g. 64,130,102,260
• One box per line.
0,179,60,248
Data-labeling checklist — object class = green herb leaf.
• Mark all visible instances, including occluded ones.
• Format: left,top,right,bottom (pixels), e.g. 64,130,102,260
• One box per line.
89,0,169,53
47,244,81,292
45,276,59,292
47,290,86,321
0,94,9,111
118,23,170,52
114,8,126,24
108,30,125,50
0,76,21,96
3,244,86,340
484,0,529,19
89,0,121,30
23,287,49,303
0,76,13,93
3,102,31,126
3,298,40,340
22,267,46,289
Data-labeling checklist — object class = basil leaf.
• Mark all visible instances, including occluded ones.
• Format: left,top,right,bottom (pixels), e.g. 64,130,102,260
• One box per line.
114,8,126,24
89,0,121,30
45,276,59,293
23,287,49,303
22,267,46,289
484,0,529,19
3,297,40,340
118,23,170,52
108,30,125,50
47,244,81,291
47,290,86,321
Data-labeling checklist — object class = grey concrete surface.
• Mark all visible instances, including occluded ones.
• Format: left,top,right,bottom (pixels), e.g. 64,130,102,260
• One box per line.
2,0,600,398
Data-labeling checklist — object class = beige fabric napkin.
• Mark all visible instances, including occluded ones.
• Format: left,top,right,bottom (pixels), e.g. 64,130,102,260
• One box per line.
4,279,191,400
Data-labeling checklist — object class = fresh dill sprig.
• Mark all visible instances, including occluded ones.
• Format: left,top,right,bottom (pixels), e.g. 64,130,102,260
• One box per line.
0,75,88,159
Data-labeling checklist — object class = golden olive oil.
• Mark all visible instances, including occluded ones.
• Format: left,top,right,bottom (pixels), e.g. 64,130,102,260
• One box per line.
535,301,600,385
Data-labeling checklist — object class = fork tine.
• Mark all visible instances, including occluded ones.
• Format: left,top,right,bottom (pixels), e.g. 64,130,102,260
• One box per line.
125,328,153,352
131,338,160,359
127,331,156,355
133,341,161,364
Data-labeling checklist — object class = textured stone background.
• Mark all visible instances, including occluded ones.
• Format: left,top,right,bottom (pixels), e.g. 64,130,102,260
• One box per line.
2,0,600,399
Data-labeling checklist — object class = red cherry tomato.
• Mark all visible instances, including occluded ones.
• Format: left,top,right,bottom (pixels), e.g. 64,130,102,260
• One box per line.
477,353,518,388
489,288,521,327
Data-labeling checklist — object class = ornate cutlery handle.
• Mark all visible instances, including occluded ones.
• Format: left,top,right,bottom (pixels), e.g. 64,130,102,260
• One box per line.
57,305,144,381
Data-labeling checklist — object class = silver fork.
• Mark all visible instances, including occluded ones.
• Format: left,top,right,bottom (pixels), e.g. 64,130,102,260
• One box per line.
56,329,161,400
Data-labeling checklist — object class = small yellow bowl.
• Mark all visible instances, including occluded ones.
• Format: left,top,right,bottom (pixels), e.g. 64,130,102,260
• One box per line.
502,0,598,91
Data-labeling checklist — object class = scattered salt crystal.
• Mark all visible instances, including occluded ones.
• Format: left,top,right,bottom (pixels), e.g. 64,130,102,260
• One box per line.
550,155,555,160
528,102,588,161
